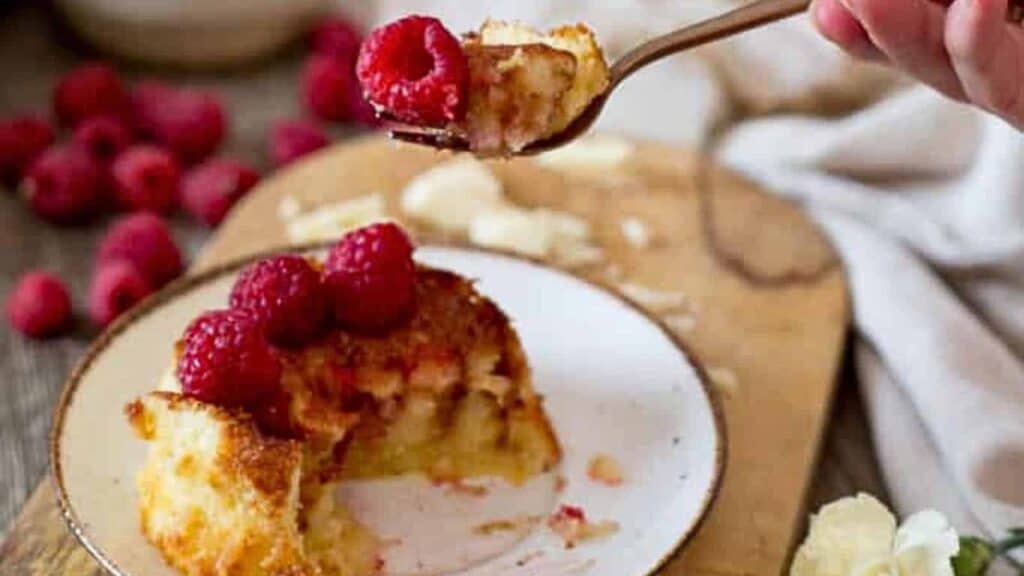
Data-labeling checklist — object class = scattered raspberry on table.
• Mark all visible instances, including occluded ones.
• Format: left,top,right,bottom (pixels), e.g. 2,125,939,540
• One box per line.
88,260,153,328
268,119,329,167
97,213,183,289
53,63,129,128
180,158,260,227
22,145,103,225
111,145,181,215
0,115,54,186
5,271,73,339
72,116,134,167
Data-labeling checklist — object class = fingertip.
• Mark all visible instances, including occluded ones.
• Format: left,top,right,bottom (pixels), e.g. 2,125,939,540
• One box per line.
812,0,886,60
946,0,1007,60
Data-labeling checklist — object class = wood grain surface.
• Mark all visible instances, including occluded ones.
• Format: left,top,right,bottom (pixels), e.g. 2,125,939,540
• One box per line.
0,4,888,576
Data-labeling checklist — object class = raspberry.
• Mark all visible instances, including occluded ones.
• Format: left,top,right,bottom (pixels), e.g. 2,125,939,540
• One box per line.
0,115,55,186
303,54,358,122
230,255,328,346
348,81,381,128
268,119,330,168
53,63,129,127
132,83,226,163
72,116,133,166
88,260,152,328
22,145,103,225
177,309,282,410
309,16,362,61
356,16,469,126
129,81,175,139
97,213,183,288
5,271,72,339
111,145,180,214
181,158,260,227
323,222,416,332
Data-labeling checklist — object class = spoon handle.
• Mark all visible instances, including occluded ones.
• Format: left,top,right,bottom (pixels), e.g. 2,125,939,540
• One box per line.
610,0,810,86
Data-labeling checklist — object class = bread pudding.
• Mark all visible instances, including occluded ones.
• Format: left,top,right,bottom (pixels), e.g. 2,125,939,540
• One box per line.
126,393,380,576
459,20,610,154
356,16,610,156
126,224,560,576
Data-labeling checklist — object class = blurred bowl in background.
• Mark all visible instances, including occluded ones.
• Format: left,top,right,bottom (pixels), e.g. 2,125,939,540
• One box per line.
54,0,332,69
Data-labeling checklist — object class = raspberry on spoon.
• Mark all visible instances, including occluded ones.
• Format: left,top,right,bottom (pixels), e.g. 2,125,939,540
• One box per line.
356,16,469,126
323,222,416,332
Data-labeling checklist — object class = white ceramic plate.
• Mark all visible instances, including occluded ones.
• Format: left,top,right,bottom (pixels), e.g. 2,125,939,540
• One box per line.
52,245,725,576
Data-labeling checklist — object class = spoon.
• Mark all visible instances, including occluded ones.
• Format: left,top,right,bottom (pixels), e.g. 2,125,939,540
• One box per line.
386,0,812,156
388,0,1024,156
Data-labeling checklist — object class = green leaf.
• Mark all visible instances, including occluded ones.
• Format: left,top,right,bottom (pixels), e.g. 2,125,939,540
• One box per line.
953,537,996,576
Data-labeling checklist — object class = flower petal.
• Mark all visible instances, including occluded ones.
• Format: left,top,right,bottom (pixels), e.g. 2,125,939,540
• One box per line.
893,510,958,576
791,494,897,576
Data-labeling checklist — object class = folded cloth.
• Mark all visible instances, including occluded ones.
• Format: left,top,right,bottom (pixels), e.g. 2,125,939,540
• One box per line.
718,86,1024,540
351,0,1024,544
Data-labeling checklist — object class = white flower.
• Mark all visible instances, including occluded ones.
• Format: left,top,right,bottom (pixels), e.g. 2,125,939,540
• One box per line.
791,494,959,576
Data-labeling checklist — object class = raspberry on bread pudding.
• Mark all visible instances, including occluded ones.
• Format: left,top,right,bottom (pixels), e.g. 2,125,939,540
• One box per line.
356,16,610,156
127,223,560,576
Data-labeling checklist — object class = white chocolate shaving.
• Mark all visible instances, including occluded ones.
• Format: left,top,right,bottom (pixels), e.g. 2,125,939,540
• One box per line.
400,158,505,233
284,194,391,243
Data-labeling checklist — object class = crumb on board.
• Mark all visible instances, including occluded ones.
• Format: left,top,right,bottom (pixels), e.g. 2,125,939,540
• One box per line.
555,475,568,492
548,505,619,548
620,217,653,249
587,454,624,486
707,366,740,397
664,312,697,333
616,282,687,312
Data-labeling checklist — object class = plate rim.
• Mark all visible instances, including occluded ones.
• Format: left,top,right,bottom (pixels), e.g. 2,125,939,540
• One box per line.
49,241,728,576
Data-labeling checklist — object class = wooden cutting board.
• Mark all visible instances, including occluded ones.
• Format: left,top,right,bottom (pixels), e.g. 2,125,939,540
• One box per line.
0,136,848,576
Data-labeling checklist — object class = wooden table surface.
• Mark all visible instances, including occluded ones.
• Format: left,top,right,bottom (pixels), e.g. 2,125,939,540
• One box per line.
0,0,888,551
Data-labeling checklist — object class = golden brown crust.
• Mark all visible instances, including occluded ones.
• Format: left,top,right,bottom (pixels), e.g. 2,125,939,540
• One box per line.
129,392,313,576
280,267,534,441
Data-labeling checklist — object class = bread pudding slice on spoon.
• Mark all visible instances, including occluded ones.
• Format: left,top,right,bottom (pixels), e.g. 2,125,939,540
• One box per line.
127,224,560,576
356,16,610,156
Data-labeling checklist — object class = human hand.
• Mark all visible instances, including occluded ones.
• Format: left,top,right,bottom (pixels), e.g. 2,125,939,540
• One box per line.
811,0,1024,128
